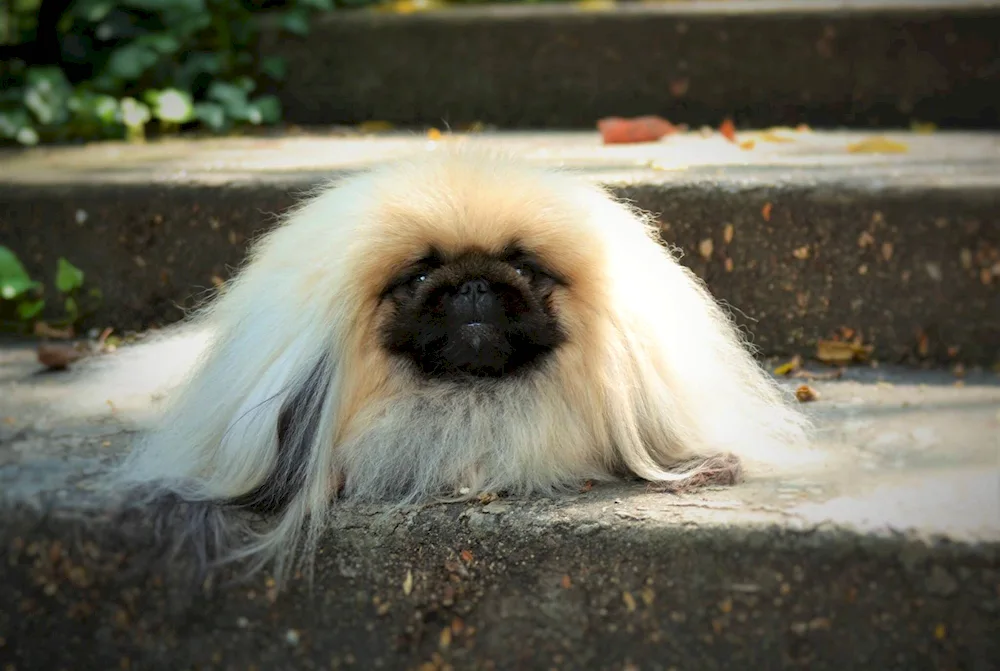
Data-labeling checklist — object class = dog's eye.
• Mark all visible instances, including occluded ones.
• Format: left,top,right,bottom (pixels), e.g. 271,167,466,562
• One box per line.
513,264,533,281
413,273,428,285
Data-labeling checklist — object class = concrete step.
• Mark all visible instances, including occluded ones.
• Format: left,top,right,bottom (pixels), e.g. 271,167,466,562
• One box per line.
1,129,998,364
259,0,1000,130
0,343,997,670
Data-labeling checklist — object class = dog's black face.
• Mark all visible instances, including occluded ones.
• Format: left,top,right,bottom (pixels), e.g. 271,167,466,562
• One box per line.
381,245,567,380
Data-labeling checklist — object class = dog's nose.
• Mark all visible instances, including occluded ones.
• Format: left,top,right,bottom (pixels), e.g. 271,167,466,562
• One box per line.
459,279,490,296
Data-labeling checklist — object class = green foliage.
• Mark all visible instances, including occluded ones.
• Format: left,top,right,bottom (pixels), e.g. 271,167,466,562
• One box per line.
0,246,102,333
0,0,342,146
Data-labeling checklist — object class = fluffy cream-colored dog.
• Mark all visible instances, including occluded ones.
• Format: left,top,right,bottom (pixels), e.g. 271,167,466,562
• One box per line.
88,147,809,580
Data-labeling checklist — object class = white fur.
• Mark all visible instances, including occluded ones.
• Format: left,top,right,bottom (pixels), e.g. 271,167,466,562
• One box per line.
68,147,813,583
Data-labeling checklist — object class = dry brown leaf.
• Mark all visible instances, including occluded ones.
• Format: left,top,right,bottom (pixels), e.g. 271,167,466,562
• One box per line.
37,343,87,370
739,139,756,150
795,384,819,402
403,569,413,595
460,549,473,563
816,339,873,365
427,128,442,140
761,203,773,222
598,115,682,144
698,238,714,260
756,130,796,143
846,137,908,154
792,246,810,260
723,224,734,244
358,120,394,133
561,575,572,589
33,322,74,339
719,118,738,143
622,591,637,612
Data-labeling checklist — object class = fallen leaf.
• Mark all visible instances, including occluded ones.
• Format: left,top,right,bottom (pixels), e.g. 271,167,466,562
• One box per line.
34,322,74,339
723,224,734,244
917,331,930,357
846,137,908,154
816,339,873,365
37,343,86,370
796,123,812,132
439,627,452,649
561,575,572,589
460,549,473,563
698,238,714,260
451,617,465,634
580,480,594,493
774,355,802,376
795,384,819,402
719,118,738,143
792,245,810,260
598,115,682,144
622,591,637,612
761,203,773,222
427,128,442,140
724,258,734,272
403,569,413,595
357,120,394,133
669,78,689,97
756,130,796,143
576,0,616,11
739,139,756,150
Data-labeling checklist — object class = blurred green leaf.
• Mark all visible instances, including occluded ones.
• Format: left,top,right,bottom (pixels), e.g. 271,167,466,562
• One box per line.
281,9,310,35
145,88,195,123
16,299,45,320
261,56,287,81
194,102,226,131
251,95,282,125
119,97,151,129
55,258,86,293
23,67,73,126
0,246,41,300
105,43,161,80
65,296,79,320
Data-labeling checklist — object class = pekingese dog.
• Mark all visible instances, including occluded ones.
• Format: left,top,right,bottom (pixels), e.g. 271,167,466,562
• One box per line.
85,147,810,581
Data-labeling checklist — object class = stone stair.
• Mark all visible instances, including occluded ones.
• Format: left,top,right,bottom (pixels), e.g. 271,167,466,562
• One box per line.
1,1,998,669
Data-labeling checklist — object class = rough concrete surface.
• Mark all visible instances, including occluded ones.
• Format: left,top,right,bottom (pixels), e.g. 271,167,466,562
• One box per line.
0,342,998,670
259,0,1000,129
1,129,998,364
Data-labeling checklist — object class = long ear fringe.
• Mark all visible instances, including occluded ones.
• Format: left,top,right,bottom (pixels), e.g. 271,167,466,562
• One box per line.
599,200,817,485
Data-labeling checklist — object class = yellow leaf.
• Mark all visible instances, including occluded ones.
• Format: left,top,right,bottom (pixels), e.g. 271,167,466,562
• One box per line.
403,569,413,595
577,0,616,11
622,591,637,612
358,120,394,133
816,339,873,365
774,355,802,376
755,130,796,143
846,137,909,154
375,0,443,14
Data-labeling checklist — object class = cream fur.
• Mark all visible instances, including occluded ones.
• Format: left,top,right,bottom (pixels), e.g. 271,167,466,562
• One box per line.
76,146,811,582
